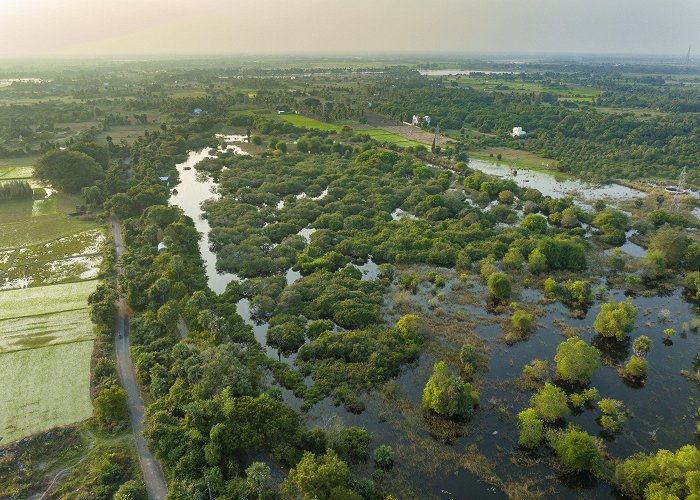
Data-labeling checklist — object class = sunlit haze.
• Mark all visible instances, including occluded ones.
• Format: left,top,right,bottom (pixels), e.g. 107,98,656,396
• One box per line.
1,0,698,57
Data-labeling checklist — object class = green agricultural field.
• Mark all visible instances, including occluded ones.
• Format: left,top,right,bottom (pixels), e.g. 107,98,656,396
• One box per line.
359,129,426,148
0,308,93,352
0,194,98,249
0,340,94,445
280,114,343,131
0,167,34,179
0,280,98,320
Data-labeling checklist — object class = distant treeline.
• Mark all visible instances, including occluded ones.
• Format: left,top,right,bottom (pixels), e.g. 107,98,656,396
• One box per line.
0,180,33,201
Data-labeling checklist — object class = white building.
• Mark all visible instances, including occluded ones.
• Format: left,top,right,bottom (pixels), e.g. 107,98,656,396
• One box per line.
512,127,527,138
411,115,420,126
424,116,431,125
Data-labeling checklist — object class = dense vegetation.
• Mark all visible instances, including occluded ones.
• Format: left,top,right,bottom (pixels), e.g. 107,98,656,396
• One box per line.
2,56,699,499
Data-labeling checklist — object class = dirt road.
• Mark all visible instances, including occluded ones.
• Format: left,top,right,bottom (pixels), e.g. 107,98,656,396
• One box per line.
111,217,167,500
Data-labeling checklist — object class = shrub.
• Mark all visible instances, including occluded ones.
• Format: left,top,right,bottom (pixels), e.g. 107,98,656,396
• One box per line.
459,343,478,366
114,480,147,500
562,280,593,306
373,445,395,469
598,398,626,433
569,388,599,408
422,361,479,420
521,359,549,388
521,214,548,233
395,314,427,344
530,383,570,422
554,337,601,385
528,248,548,274
632,336,652,357
511,310,535,335
502,247,524,269
544,277,558,296
624,355,649,380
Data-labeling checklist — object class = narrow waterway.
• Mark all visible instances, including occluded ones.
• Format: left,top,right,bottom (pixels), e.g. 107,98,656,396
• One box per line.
170,147,237,294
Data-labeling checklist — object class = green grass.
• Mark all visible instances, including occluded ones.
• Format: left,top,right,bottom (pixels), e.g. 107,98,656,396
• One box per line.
0,340,94,445
359,129,426,148
280,114,343,131
0,156,38,168
0,166,34,179
0,280,98,320
0,308,93,353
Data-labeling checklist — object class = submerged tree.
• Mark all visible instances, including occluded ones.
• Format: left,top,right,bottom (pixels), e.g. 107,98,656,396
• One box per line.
594,299,638,341
422,361,479,420
554,337,601,385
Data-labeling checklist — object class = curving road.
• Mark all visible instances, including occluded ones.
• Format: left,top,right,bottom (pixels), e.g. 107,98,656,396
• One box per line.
111,217,168,500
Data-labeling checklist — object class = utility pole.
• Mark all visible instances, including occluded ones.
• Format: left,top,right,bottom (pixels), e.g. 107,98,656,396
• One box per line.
670,167,687,213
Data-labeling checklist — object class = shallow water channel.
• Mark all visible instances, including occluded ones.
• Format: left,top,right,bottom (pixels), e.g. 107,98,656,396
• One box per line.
169,141,699,499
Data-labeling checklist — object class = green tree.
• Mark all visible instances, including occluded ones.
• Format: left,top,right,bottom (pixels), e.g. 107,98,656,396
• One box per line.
593,208,629,245
530,383,570,422
549,425,601,473
35,149,103,193
594,299,638,341
245,462,272,500
94,385,129,431
647,226,690,269
422,361,479,419
487,272,512,300
554,337,601,385
615,445,700,499
517,408,545,449
281,450,353,500
598,398,626,433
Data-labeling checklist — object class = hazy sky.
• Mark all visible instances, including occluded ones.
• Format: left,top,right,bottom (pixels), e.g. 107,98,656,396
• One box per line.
1,0,697,57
